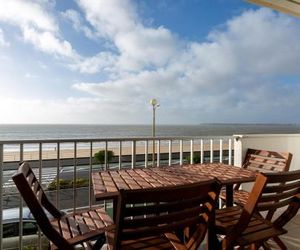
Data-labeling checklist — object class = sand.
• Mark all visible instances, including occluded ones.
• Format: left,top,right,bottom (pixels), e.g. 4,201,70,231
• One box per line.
3,142,230,162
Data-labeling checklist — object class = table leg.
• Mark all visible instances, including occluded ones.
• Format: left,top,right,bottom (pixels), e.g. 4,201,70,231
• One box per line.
113,198,118,222
226,184,233,207
207,210,220,250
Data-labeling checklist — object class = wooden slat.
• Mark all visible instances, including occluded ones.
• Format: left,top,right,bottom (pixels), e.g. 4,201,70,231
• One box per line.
91,172,106,196
119,170,142,189
132,169,163,188
260,188,299,202
122,216,202,240
124,197,209,217
120,235,176,249
264,180,300,193
124,206,206,228
74,214,90,235
95,208,114,227
81,212,96,231
59,216,72,239
26,172,35,186
101,172,118,192
109,171,130,190
66,215,79,238
89,210,105,229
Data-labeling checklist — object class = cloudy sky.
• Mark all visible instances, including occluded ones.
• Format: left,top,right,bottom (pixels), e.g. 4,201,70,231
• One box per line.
0,0,300,124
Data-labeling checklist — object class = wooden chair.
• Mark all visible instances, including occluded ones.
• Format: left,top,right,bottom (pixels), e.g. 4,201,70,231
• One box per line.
12,162,114,250
106,179,221,249
215,169,300,249
220,148,292,206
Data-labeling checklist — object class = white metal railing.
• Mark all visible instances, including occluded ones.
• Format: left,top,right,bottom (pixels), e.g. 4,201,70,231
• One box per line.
0,136,233,249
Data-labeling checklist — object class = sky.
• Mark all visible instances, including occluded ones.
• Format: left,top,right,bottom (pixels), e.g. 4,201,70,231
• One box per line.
0,0,300,124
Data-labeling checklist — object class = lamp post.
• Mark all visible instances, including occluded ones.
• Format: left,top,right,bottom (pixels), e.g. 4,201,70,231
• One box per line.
150,99,159,167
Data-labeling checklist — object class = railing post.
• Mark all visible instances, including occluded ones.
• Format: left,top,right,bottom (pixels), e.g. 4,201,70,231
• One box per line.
0,144,3,250
168,140,172,166
157,140,160,167
104,141,108,170
132,141,136,169
190,139,194,164
119,141,122,170
19,143,24,250
219,139,223,163
200,139,204,164
210,139,213,163
180,140,183,165
89,142,93,209
73,142,77,213
144,140,148,168
228,139,232,165
38,143,43,249
56,143,60,209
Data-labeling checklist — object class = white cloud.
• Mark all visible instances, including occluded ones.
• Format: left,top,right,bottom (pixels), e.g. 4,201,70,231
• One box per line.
0,28,9,47
1,0,300,124
61,9,95,39
23,26,78,59
76,0,179,72
70,52,117,74
0,0,57,32
72,7,300,123
77,0,138,39
0,0,78,59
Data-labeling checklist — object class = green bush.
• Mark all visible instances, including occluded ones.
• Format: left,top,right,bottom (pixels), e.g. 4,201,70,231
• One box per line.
47,178,89,190
23,246,35,250
94,150,114,165
185,154,201,164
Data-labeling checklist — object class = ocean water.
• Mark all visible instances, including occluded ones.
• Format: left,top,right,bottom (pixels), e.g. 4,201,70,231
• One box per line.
0,124,300,140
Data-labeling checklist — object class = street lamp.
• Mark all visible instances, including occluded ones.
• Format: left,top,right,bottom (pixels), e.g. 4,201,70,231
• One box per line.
150,98,160,167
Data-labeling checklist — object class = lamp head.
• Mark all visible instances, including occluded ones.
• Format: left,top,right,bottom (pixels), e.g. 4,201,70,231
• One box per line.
150,98,158,106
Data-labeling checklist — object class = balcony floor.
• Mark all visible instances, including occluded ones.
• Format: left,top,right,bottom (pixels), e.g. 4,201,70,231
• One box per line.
279,214,300,250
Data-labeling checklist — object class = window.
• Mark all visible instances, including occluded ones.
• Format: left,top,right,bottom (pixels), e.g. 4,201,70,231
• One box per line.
23,222,38,236
3,223,18,238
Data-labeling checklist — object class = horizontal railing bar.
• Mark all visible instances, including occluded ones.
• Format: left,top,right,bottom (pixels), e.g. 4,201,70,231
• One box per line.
0,136,233,144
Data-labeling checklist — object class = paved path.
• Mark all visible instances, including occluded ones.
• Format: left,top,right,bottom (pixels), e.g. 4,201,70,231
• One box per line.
3,168,61,192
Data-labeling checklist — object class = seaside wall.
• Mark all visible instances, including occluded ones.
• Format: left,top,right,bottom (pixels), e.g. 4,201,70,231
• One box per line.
234,134,300,170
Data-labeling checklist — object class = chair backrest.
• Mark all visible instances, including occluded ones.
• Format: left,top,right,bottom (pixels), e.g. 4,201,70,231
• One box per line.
243,148,292,173
12,162,73,249
257,169,300,221
234,148,292,191
224,170,300,248
113,179,221,249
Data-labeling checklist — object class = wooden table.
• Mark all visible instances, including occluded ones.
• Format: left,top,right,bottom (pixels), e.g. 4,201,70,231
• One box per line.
92,163,256,215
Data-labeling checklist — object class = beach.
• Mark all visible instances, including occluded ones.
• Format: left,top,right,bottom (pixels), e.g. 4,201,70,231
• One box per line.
3,141,230,162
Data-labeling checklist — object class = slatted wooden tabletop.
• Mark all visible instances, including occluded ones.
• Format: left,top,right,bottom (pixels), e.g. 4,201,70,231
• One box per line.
92,163,256,200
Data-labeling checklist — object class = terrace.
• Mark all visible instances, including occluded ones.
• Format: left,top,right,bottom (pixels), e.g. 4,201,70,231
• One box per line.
1,0,300,249
1,133,300,249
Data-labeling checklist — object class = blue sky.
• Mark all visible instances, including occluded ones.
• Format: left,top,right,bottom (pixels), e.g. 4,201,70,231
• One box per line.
0,0,300,124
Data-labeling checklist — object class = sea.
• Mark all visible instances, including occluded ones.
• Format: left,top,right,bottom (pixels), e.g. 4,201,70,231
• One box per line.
0,123,300,140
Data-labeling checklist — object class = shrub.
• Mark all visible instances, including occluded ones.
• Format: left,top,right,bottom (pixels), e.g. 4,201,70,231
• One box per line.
47,178,89,190
185,154,201,164
94,150,114,165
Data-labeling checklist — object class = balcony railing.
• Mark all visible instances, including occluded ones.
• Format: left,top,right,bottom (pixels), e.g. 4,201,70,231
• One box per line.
0,136,233,249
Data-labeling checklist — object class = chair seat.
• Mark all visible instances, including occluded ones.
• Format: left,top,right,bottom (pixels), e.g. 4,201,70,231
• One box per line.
106,231,186,250
215,206,287,247
50,207,114,249
220,189,250,206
